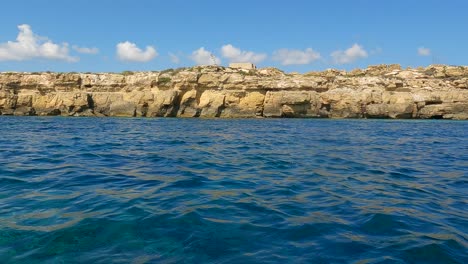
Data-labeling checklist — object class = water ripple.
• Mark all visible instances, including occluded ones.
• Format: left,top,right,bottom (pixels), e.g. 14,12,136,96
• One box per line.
0,117,467,263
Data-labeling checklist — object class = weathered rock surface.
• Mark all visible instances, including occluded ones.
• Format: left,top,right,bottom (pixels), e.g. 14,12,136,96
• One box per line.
1,65,468,119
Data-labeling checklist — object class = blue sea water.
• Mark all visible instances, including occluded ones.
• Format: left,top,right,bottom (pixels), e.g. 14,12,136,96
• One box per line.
0,117,466,263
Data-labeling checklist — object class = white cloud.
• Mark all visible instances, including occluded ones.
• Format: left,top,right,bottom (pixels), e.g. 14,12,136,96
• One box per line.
116,41,158,62
221,44,267,63
331,43,368,64
0,24,78,62
272,48,321,65
418,47,431,56
72,45,99,54
169,52,180,64
190,47,221,65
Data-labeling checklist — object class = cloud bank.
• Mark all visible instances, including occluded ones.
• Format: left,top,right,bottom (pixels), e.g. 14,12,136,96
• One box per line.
190,47,221,65
331,44,368,64
272,48,321,65
0,24,78,62
0,24,378,68
221,44,267,63
73,45,99,54
116,41,158,62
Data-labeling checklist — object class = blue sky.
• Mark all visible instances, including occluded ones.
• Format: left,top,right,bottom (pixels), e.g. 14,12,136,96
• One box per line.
0,0,467,73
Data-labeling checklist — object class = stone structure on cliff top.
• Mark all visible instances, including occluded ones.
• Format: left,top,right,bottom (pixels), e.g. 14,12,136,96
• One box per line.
1,64,467,119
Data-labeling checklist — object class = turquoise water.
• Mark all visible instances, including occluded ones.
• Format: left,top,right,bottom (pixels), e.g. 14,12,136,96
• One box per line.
0,117,466,263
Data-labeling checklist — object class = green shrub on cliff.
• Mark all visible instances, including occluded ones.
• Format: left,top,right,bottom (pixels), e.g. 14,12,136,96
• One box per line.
158,77,172,85
121,71,135,76
161,67,188,75
160,69,174,75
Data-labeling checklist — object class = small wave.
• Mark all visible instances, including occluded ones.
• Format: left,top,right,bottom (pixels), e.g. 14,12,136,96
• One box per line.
166,176,209,189
359,213,409,236
402,242,464,263
0,176,28,184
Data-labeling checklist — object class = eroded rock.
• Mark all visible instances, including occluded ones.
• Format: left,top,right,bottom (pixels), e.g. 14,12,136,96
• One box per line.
0,65,467,119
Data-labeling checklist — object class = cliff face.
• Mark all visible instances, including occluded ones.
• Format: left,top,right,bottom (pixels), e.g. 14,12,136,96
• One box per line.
1,64,468,119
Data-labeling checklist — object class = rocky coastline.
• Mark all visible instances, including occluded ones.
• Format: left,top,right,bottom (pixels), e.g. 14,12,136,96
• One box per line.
1,64,467,119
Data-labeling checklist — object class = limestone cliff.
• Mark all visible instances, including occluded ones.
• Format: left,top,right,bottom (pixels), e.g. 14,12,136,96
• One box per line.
1,64,468,119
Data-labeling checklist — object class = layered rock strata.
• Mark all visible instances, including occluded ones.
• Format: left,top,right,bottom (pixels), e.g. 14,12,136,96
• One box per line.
1,64,467,119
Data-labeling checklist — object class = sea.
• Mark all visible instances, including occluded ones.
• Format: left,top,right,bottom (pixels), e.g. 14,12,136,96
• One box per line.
0,117,466,263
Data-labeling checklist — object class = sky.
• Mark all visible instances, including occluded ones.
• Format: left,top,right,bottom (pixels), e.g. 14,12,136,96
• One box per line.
0,0,467,73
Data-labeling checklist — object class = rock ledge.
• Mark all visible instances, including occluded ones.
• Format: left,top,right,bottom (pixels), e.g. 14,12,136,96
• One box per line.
1,64,467,119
